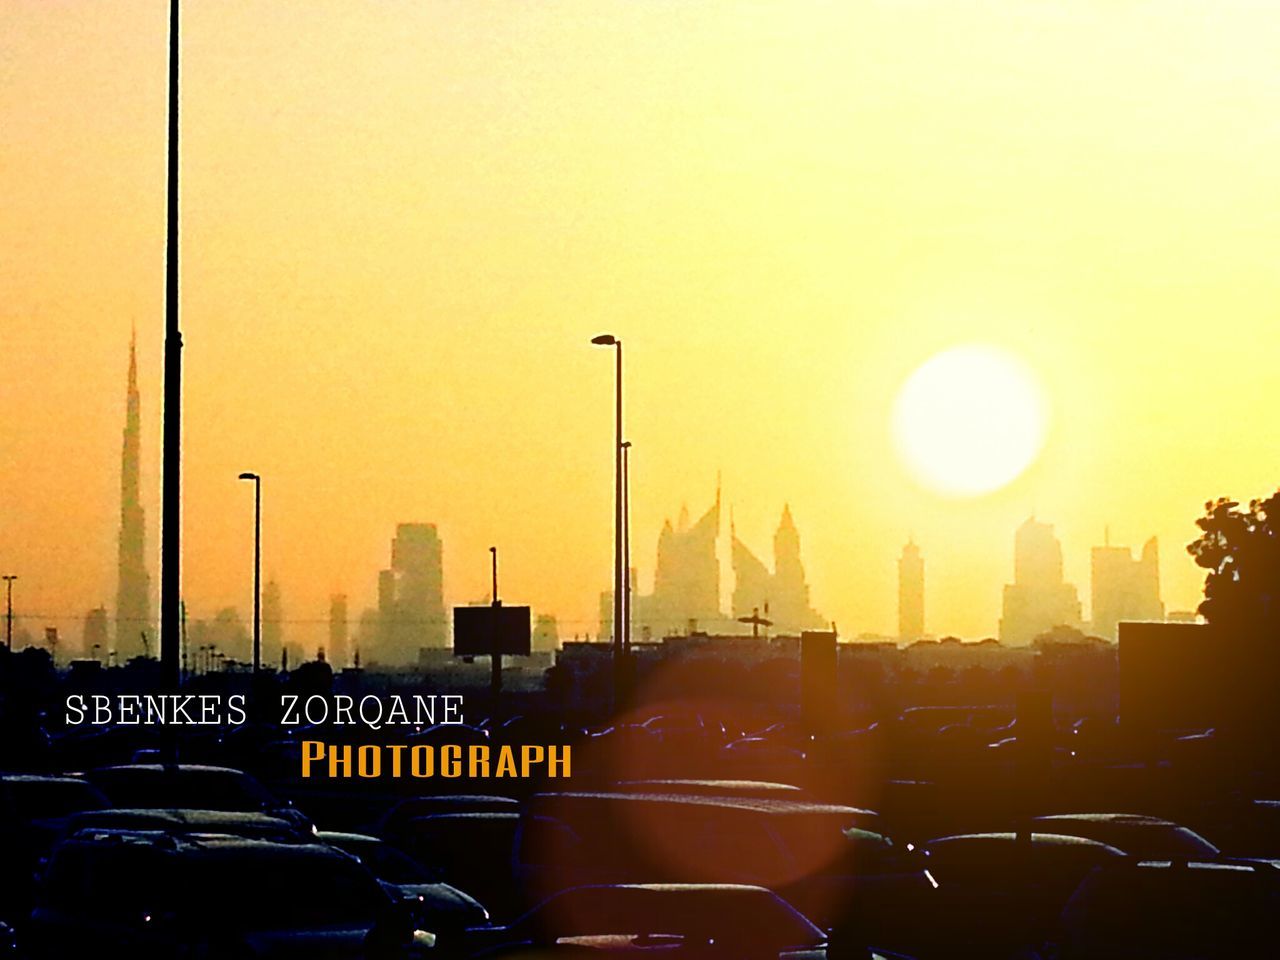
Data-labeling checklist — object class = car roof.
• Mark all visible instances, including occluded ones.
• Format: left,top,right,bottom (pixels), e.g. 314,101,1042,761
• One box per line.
69,808,295,829
61,829,347,860
927,832,1126,853
1,773,93,784
317,831,383,844
615,780,804,794
88,764,249,775
528,790,874,818
1034,813,1178,827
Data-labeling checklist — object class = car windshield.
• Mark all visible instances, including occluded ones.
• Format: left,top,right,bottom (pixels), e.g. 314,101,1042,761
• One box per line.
180,851,390,928
331,838,435,884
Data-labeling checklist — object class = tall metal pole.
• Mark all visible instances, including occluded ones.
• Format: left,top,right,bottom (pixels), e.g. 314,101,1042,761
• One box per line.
2,576,16,651
621,442,631,653
239,473,262,675
160,0,183,696
590,334,624,711
253,478,261,674
489,546,502,716
613,343,624,700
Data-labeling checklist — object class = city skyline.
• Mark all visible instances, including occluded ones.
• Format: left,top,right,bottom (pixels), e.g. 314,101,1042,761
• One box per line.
0,333,1232,655
5,3,1277,652
20,338,1197,661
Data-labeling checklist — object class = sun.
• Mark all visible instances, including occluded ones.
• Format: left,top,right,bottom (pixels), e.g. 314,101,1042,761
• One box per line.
892,345,1048,496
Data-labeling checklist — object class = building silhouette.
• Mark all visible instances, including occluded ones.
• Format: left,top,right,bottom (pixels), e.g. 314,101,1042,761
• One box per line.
730,506,826,635
1091,535,1163,640
999,517,1082,646
533,613,560,652
82,606,108,660
625,489,724,638
375,523,446,662
898,539,925,640
328,594,348,669
115,332,152,660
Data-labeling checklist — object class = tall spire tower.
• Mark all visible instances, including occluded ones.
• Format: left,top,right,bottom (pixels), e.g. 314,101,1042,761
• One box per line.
116,332,152,659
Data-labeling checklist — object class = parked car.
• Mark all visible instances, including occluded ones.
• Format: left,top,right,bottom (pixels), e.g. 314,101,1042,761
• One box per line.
83,764,311,828
1051,858,1280,959
914,832,1126,957
466,883,830,960
0,774,110,923
317,830,489,931
26,829,433,959
396,813,521,921
64,808,310,843
515,792,916,937
380,795,519,847
1029,813,1220,860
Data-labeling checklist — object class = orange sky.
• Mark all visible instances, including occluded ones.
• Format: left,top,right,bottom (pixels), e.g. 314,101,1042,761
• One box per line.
3,1,1279,651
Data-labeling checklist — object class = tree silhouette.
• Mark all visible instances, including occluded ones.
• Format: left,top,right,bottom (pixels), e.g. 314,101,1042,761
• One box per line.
1187,492,1280,631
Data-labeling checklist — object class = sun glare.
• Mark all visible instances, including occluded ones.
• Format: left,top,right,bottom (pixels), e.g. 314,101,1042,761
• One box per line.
892,345,1047,497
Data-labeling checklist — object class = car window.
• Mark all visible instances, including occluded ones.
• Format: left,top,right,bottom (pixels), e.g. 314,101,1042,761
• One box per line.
10,780,109,820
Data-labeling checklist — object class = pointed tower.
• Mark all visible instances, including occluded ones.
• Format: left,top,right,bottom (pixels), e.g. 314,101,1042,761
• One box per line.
768,504,824,632
898,539,925,640
115,332,152,659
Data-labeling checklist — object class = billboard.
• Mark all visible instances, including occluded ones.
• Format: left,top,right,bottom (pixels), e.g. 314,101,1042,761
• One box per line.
453,604,531,657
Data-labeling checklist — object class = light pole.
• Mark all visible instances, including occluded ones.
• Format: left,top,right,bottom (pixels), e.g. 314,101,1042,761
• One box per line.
2,575,16,651
160,0,183,699
238,472,262,674
621,441,631,653
590,334,624,708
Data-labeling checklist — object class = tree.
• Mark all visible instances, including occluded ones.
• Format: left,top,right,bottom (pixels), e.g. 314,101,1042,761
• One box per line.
1187,492,1280,631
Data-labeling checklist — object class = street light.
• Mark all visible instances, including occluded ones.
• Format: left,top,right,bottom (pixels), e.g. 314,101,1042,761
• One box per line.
591,334,624,706
160,0,183,699
238,472,262,674
2,575,16,651
621,441,632,653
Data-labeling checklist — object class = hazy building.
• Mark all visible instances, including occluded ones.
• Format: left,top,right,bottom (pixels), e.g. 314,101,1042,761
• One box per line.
533,613,560,652
82,606,108,660
730,506,826,635
208,607,251,665
328,594,349,669
999,517,1082,646
263,579,283,669
898,539,925,640
375,523,445,662
115,332,152,660
630,490,723,638
1091,536,1163,640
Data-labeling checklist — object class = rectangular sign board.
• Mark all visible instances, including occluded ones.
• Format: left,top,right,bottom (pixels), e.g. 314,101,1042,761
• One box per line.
453,605,532,657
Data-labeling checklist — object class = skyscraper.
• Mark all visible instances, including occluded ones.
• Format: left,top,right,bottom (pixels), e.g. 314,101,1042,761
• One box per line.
1091,535,1163,640
630,488,723,637
83,606,109,660
999,518,1082,645
328,594,349,669
375,523,445,662
730,506,825,634
898,539,925,640
115,332,151,660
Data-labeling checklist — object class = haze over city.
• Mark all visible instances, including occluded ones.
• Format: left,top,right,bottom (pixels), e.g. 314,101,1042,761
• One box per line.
5,2,1280,651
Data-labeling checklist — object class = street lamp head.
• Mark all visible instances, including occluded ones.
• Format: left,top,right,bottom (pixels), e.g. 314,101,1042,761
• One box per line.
590,334,618,346
238,472,258,481
621,440,632,449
